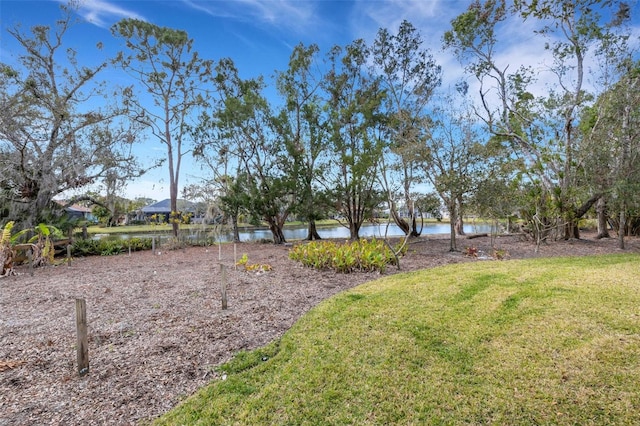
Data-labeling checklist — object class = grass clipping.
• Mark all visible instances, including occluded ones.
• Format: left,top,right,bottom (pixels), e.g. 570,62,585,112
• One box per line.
155,254,640,425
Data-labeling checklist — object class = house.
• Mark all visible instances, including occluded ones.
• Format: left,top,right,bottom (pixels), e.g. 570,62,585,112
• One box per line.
137,199,197,223
55,201,98,223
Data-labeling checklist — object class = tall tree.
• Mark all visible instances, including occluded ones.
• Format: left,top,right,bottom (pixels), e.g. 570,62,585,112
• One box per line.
444,0,622,240
111,19,213,237
423,89,486,251
211,59,295,244
274,43,330,240
372,20,442,237
580,61,640,248
0,6,142,229
323,40,386,240
192,126,249,242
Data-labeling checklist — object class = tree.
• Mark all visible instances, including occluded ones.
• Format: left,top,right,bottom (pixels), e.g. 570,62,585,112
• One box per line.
323,40,386,240
192,133,248,242
111,19,213,237
444,0,623,240
372,20,442,237
211,59,295,244
274,43,331,240
0,6,142,229
580,61,640,248
423,89,486,251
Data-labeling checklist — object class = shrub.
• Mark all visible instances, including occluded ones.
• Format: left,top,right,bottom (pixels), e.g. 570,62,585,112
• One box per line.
71,237,152,257
99,240,124,256
70,239,101,257
289,238,399,274
464,246,479,258
236,253,273,273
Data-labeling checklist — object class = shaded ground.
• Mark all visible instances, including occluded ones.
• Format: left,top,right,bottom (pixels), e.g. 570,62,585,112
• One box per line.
1,232,638,425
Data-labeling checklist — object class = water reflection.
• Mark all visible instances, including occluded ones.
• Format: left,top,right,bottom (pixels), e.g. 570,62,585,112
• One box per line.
98,222,494,243
215,222,492,242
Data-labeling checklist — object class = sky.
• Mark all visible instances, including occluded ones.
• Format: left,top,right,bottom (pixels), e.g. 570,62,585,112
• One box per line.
1,0,639,202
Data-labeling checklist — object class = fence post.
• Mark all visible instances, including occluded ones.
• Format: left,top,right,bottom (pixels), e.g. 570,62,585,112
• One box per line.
220,264,228,310
75,298,89,376
67,244,72,266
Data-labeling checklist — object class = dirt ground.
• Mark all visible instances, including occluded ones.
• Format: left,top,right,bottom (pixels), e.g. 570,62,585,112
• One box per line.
1,231,638,425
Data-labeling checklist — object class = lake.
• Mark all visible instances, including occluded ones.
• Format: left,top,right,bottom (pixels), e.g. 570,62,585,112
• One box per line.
97,222,494,243
230,222,493,241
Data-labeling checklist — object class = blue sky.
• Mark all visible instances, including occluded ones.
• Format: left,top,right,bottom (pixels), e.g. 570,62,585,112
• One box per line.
1,0,638,201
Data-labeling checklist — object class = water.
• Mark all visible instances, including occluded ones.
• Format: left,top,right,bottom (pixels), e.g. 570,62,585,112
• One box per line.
100,221,493,243
235,222,493,241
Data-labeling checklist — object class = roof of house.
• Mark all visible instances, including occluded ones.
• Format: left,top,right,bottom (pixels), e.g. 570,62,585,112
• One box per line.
55,200,93,213
140,199,195,214
67,204,93,213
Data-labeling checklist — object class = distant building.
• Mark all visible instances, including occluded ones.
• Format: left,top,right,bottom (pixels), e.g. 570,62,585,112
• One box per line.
55,201,97,223
136,199,197,222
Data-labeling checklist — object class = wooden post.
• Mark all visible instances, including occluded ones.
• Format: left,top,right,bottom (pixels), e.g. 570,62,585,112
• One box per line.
75,298,89,376
220,264,228,310
27,249,34,277
66,244,72,266
128,238,132,257
218,242,221,261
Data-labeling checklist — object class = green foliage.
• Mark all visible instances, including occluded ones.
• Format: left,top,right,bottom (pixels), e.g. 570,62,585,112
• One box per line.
289,238,400,273
70,239,101,256
236,253,273,272
71,237,152,257
1,221,16,276
12,223,63,244
1,221,14,246
99,240,126,256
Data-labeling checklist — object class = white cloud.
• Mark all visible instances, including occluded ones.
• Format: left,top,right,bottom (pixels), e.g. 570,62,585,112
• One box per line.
180,0,319,35
56,0,147,28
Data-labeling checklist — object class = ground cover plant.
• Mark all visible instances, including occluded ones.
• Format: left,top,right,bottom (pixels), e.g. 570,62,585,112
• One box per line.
70,236,152,257
154,253,640,425
288,238,405,273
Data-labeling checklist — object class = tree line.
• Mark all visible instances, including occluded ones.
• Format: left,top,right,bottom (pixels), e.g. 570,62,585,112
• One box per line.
1,1,638,248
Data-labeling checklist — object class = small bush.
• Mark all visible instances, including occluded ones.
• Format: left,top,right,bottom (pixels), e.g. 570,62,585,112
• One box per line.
464,246,479,258
71,237,152,257
70,239,101,257
289,238,399,273
236,253,273,273
99,240,124,256
492,248,509,260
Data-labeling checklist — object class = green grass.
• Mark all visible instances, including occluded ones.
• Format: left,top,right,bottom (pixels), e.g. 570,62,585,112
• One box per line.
153,254,640,425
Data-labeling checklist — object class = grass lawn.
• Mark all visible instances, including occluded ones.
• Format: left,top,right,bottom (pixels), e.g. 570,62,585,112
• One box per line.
153,254,640,425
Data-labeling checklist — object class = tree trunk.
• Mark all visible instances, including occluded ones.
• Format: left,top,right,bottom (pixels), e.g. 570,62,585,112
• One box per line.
306,220,322,241
231,215,241,243
618,208,626,250
564,220,580,240
448,202,457,252
455,196,465,236
596,197,610,239
267,220,286,244
409,213,423,237
455,216,465,236
349,221,361,240
390,202,410,236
